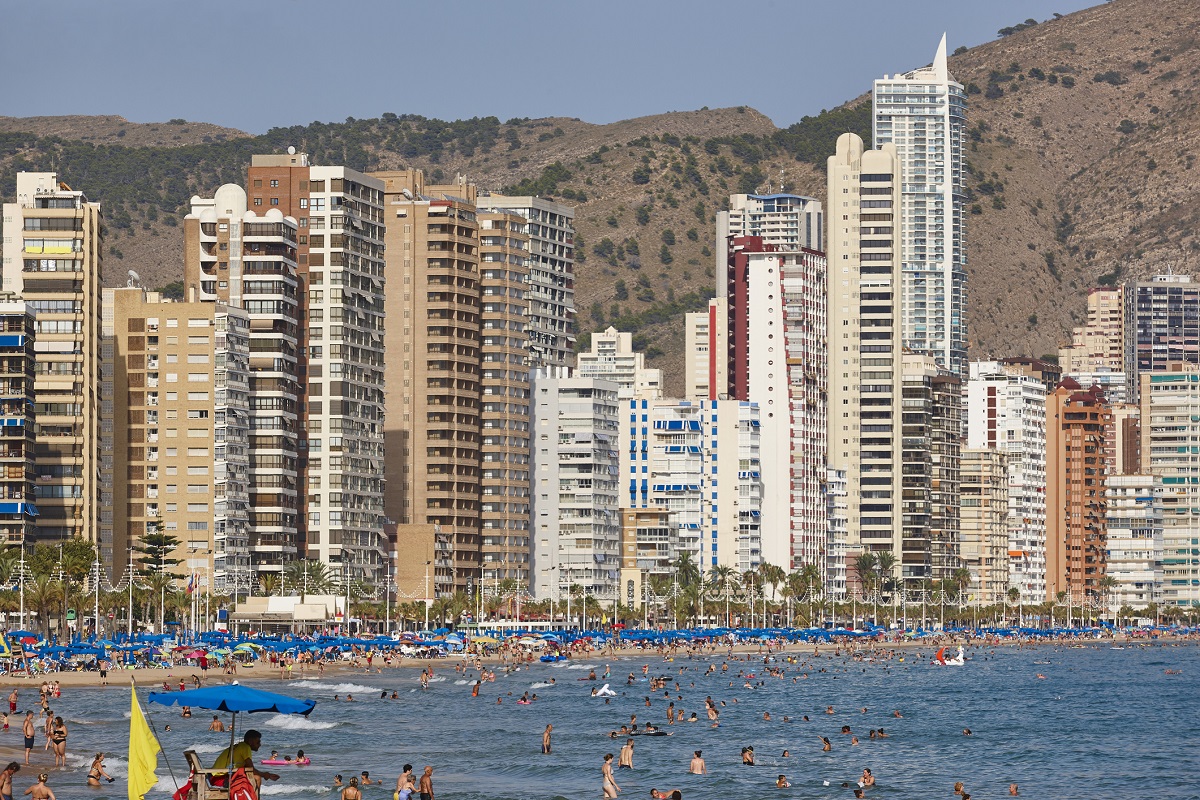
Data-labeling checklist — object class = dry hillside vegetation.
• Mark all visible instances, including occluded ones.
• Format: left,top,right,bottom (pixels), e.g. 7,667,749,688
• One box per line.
1,0,1197,390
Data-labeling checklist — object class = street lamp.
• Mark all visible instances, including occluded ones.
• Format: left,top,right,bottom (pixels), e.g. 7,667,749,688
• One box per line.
423,560,431,631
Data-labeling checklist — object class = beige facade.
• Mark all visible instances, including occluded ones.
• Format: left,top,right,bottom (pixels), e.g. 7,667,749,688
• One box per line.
107,288,250,593
1059,286,1124,374
374,170,482,596
684,296,727,401
826,134,905,579
618,506,671,610
2,172,103,549
960,448,1009,605
477,210,532,585
184,187,302,577
577,326,662,400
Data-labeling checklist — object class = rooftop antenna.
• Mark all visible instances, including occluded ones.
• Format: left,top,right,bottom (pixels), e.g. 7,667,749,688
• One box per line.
127,270,141,288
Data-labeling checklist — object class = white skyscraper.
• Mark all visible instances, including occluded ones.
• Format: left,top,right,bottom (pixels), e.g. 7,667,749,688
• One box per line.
874,34,968,377
966,361,1048,602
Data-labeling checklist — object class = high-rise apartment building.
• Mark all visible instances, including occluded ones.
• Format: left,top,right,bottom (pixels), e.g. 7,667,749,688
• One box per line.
1139,367,1200,608
375,169,482,595
617,506,673,610
724,236,827,572
183,186,302,578
1124,273,1200,402
530,369,621,603
827,134,906,582
1104,474,1163,611
1045,380,1110,602
1059,286,1124,374
246,154,387,583
684,297,727,401
106,288,251,593
473,193,575,370
0,298,37,547
966,361,1048,601
874,35,968,377
578,327,662,400
960,448,1009,605
901,355,962,586
2,172,103,547
622,399,762,575
715,193,823,287
477,208,532,585
825,469,848,600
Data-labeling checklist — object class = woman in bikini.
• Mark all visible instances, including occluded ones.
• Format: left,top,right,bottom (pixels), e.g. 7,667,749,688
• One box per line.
22,773,55,800
86,754,113,787
340,776,362,800
49,719,66,769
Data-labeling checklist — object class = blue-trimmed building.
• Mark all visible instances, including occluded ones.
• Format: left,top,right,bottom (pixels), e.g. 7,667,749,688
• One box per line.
621,399,763,581
0,296,37,546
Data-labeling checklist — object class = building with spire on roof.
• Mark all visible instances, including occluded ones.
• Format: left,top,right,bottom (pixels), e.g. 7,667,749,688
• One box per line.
874,35,969,378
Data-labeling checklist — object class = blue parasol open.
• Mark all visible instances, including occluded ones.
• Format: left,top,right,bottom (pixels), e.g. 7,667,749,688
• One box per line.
148,682,316,786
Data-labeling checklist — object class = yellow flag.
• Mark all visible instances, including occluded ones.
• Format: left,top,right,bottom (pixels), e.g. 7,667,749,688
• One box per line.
128,685,160,800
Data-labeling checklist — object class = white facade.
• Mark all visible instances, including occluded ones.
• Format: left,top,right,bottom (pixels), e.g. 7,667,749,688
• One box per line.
684,296,727,401
1063,369,1128,405
474,194,575,370
1139,369,1200,607
1104,474,1163,611
716,193,823,292
577,326,662,400
622,399,763,574
874,35,968,377
301,166,388,581
531,369,621,602
966,361,1048,601
743,248,827,572
825,469,848,600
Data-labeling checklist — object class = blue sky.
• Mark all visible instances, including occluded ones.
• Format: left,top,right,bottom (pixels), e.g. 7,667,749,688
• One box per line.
1,1,1099,133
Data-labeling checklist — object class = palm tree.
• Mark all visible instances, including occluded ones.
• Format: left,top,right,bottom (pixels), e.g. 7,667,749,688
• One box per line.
1095,575,1120,622
853,552,879,597
284,560,333,603
951,568,973,603
741,570,760,628
709,565,736,627
674,553,701,592
25,575,62,638
258,573,281,597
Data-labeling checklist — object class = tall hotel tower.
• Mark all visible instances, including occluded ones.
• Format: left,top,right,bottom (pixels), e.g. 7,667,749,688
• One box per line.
873,35,968,377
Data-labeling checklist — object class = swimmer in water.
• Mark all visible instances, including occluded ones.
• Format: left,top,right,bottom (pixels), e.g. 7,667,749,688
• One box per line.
776,775,790,788
820,737,832,751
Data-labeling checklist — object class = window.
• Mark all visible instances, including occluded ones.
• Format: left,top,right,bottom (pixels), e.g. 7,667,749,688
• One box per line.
187,410,209,419
187,392,209,401
271,198,279,206
187,466,209,475
270,179,279,188
187,447,209,457
187,353,209,363
253,198,262,206
187,503,209,513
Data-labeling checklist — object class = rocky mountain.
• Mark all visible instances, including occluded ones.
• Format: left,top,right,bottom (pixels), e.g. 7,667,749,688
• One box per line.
1,0,1197,391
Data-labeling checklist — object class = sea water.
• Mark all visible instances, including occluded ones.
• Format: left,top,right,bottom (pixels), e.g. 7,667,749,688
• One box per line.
42,642,1200,799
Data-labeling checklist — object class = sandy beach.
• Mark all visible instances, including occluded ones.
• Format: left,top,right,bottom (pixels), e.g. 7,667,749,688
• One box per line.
0,631,1175,691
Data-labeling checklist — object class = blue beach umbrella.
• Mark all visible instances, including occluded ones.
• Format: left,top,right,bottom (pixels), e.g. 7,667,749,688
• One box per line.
149,681,317,785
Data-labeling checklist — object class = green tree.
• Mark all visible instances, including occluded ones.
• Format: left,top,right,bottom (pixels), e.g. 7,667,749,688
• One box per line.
135,532,184,578
284,559,333,603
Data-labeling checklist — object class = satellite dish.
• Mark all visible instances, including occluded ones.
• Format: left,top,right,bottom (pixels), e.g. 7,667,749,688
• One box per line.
128,270,141,288
287,145,297,155
401,188,415,200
